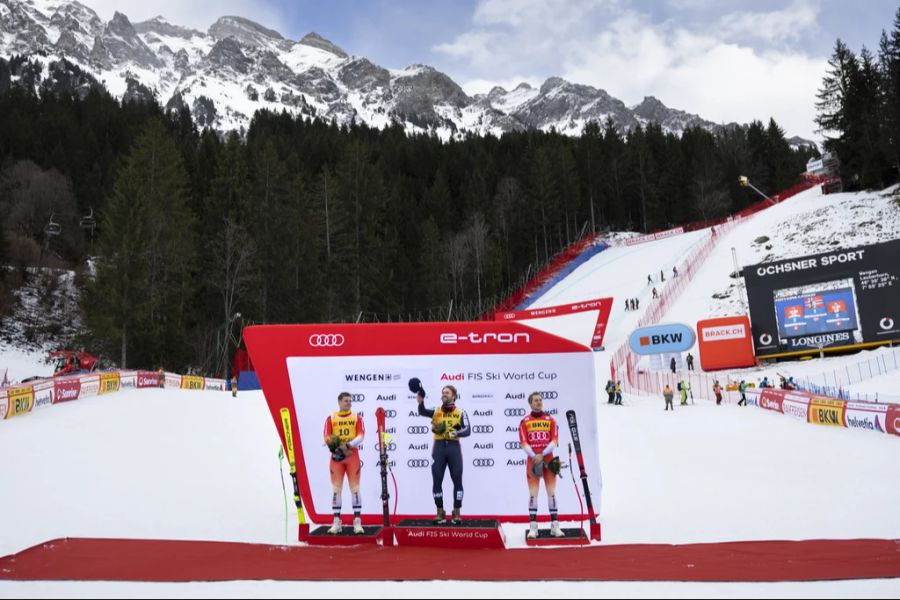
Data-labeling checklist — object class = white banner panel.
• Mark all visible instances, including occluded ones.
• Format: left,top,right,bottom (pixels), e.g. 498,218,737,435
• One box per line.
286,351,599,521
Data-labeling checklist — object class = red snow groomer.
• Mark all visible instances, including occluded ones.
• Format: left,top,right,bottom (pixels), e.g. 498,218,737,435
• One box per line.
49,349,100,377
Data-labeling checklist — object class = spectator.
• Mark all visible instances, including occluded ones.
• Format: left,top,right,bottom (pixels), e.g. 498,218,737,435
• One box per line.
663,385,674,411
712,380,723,405
738,380,747,406
679,379,689,406
670,356,676,374
685,352,694,371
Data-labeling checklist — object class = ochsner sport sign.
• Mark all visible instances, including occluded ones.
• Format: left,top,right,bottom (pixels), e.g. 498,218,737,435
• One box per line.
244,321,600,524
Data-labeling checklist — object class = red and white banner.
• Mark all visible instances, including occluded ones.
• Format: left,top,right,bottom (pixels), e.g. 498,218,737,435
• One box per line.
625,227,684,246
887,406,900,436
696,315,756,371
137,371,161,388
54,376,82,403
244,321,600,525
495,297,614,350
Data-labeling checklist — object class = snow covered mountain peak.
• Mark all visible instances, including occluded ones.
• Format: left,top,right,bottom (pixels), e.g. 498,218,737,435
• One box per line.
0,0,808,142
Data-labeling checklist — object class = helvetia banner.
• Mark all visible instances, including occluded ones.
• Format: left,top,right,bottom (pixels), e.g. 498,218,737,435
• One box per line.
743,239,900,357
244,322,599,523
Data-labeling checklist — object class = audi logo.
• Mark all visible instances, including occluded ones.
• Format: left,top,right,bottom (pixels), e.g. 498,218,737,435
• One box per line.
759,333,773,345
309,334,345,347
351,394,365,402
382,409,397,418
505,441,522,450
504,408,527,417
407,425,429,434
538,391,558,400
375,442,398,452
407,459,430,468
881,317,895,330
472,425,494,434
472,458,495,467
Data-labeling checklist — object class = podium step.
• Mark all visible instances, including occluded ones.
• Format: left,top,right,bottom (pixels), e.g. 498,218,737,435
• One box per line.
525,527,589,546
394,518,506,549
306,525,383,546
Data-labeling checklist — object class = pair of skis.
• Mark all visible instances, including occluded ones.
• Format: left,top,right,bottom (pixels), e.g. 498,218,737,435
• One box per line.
566,410,599,537
280,407,393,541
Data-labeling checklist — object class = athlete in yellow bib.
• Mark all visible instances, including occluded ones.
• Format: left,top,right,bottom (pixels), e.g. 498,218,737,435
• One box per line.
323,392,365,534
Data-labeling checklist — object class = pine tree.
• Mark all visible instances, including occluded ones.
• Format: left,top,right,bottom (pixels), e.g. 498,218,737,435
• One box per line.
83,118,195,368
815,39,858,172
878,10,900,179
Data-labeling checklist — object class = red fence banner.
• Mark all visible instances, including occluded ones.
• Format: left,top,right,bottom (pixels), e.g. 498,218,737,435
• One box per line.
495,297,614,350
624,227,685,246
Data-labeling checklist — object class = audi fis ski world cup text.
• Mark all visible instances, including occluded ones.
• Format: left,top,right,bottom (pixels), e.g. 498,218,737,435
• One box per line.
440,370,559,381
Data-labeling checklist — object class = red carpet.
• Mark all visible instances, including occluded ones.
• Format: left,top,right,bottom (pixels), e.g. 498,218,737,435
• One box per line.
1,537,899,581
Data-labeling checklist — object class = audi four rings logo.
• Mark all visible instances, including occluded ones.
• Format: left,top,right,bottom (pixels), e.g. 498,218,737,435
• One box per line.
504,408,527,417
505,441,522,450
472,458,495,467
375,442,398,452
407,459,430,468
350,394,365,402
309,334,345,347
538,391,558,399
881,317,895,330
382,409,397,418
759,333,773,345
407,425,429,434
472,425,494,434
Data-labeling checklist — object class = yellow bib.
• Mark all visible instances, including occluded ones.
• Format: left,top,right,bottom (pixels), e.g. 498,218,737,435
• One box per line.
432,407,462,440
331,411,359,443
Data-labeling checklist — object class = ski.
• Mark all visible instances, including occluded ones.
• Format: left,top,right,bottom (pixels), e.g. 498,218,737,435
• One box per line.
566,409,599,532
376,407,391,528
279,407,307,527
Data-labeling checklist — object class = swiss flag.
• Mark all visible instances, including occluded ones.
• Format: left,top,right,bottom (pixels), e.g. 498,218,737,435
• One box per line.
786,304,803,318
829,300,846,314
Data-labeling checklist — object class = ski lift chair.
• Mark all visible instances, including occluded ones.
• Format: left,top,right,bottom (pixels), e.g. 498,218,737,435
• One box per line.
44,213,61,236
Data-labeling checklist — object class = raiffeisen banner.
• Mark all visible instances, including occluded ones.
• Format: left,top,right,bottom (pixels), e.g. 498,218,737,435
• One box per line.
628,323,696,355
244,322,599,524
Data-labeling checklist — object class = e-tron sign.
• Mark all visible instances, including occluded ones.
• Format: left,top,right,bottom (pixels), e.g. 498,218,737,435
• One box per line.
628,323,696,355
743,239,900,357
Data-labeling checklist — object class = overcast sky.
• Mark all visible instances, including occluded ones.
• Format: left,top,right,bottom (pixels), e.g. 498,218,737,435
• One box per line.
78,0,899,141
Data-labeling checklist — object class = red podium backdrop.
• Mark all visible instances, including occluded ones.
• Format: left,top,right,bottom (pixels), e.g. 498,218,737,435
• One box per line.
244,322,600,524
